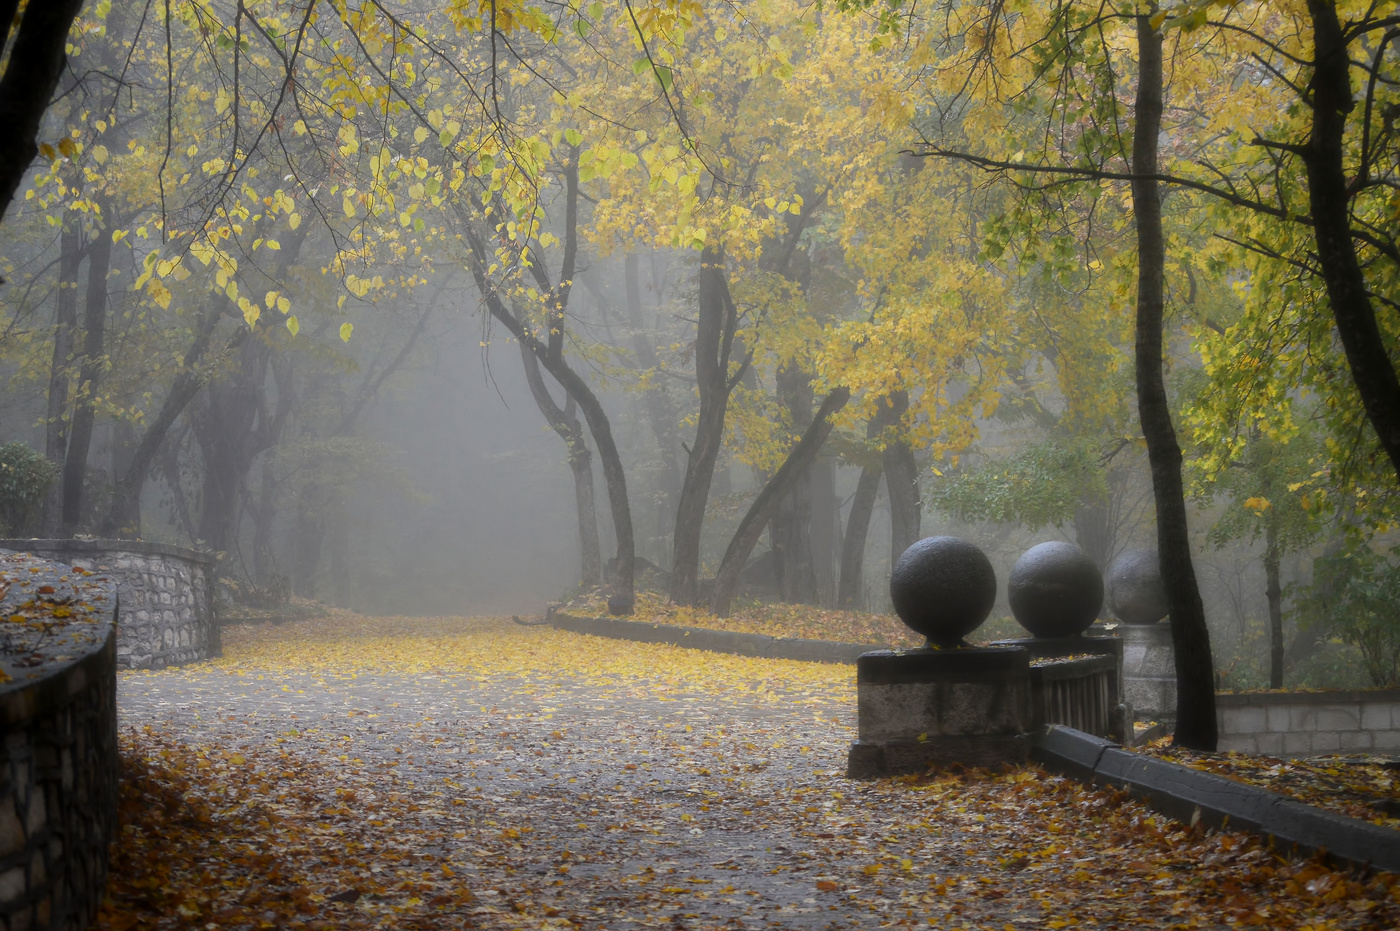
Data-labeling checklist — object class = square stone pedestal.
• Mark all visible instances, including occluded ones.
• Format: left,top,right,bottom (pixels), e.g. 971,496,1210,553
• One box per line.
847,646,1031,777
1121,622,1176,726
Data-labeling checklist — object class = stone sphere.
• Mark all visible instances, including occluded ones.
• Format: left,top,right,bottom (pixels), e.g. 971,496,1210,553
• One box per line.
1105,548,1168,625
889,536,997,646
1008,541,1104,639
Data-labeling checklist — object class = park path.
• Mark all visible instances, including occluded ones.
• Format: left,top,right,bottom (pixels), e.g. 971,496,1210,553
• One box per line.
111,616,1398,930
117,652,965,929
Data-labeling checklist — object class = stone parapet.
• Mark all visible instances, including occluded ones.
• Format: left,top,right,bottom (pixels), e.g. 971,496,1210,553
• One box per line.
0,553,119,931
1216,689,1400,757
0,540,218,670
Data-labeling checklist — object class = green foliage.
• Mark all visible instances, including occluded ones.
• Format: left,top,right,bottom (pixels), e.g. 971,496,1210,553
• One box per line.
927,439,1107,530
0,443,59,536
1296,545,1400,688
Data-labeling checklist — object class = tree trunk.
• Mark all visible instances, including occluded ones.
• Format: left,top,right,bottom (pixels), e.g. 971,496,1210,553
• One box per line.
809,455,840,605
291,500,324,598
1133,11,1217,750
519,339,602,587
771,367,818,604
465,258,636,610
882,391,922,561
60,226,112,534
102,301,244,537
839,413,887,609
1265,514,1284,689
710,387,850,617
838,458,882,609
251,459,280,588
670,248,743,604
193,337,272,553
0,0,85,224
1303,0,1400,483
624,253,684,537
42,224,81,534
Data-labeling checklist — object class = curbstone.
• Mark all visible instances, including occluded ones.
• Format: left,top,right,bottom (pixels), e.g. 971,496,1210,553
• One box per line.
1029,725,1114,783
549,612,882,665
1032,725,1400,874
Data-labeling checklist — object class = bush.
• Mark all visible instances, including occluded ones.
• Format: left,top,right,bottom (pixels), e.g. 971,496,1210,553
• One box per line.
1296,545,1400,687
0,443,58,536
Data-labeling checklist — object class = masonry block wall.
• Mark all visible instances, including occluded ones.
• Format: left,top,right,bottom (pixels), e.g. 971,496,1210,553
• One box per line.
0,561,119,931
1216,689,1400,757
0,540,218,670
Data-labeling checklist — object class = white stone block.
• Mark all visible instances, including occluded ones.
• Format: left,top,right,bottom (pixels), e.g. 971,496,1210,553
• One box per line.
1315,706,1360,731
1311,731,1340,752
1222,706,1267,735
1217,735,1256,754
1372,730,1400,751
1283,732,1312,755
1288,706,1317,731
1266,705,1290,732
1362,703,1395,731
1340,731,1374,750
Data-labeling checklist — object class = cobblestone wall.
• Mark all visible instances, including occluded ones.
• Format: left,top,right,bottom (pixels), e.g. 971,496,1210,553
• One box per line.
1217,689,1400,757
1,556,119,931
0,541,218,670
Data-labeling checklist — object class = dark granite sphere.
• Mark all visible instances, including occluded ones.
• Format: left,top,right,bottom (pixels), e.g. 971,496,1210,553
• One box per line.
1008,541,1104,639
889,536,997,646
1105,548,1168,625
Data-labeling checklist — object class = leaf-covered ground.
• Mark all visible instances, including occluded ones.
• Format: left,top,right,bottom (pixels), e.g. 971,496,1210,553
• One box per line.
1141,744,1400,829
563,590,926,649
104,614,1400,929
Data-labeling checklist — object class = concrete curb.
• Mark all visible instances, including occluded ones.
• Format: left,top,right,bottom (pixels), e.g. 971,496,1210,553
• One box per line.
1032,724,1400,874
549,612,883,665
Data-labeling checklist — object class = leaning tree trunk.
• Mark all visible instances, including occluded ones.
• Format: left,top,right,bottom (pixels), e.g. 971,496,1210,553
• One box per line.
1303,0,1400,482
770,367,818,605
710,388,850,617
102,301,244,537
0,0,86,224
1132,11,1217,750
519,340,602,587
838,413,886,608
882,391,922,561
60,225,112,534
464,255,636,611
838,458,882,609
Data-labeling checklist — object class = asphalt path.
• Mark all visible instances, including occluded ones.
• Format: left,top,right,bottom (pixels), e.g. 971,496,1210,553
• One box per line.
117,652,985,929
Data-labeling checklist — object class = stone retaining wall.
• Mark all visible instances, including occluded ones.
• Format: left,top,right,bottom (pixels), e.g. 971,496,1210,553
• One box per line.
1216,689,1400,757
0,540,218,670
1,555,120,931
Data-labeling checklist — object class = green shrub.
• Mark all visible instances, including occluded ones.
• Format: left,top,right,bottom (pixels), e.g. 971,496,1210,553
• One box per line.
1296,545,1400,687
0,443,59,536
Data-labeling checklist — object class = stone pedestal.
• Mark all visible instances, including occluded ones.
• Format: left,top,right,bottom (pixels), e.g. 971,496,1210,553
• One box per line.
1121,623,1176,726
847,647,1031,777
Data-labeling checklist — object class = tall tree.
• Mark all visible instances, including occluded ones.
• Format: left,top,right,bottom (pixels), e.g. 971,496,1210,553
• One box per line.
670,248,748,605
1132,10,1215,749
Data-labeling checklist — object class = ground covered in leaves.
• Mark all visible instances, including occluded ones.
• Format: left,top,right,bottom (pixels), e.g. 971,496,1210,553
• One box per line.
1142,744,1400,830
105,614,1400,929
563,590,927,649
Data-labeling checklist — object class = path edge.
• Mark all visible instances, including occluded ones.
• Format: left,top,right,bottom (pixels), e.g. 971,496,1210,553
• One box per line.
1033,724,1400,874
548,610,883,664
